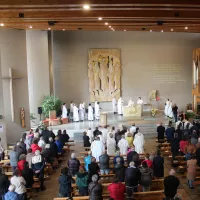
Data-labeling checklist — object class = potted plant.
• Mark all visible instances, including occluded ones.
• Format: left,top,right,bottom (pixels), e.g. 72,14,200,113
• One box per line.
41,95,63,119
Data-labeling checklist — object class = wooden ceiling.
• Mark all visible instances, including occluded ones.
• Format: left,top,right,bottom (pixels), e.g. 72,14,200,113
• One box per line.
1,0,200,32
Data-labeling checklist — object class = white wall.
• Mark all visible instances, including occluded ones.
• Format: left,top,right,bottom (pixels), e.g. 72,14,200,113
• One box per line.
52,31,200,111
26,30,50,124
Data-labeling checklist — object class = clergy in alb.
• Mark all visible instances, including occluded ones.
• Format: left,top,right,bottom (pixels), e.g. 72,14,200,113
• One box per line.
95,102,100,120
118,135,129,155
79,102,85,121
62,103,68,118
107,133,116,155
73,104,79,122
164,99,170,116
133,129,145,154
112,97,117,114
70,101,74,113
91,137,104,162
137,97,144,105
117,97,124,115
88,103,94,121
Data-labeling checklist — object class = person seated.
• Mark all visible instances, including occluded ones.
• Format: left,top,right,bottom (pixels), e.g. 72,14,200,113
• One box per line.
108,177,125,200
38,136,46,152
68,153,80,176
125,161,141,197
142,153,153,168
31,139,42,153
88,157,100,183
49,137,58,158
139,161,153,192
76,166,88,196
55,137,63,154
22,162,34,188
4,185,18,200
113,157,125,182
113,151,124,165
153,150,164,178
60,130,70,144
84,151,92,172
58,167,72,198
26,148,35,169
99,151,110,175
83,132,91,147
185,140,196,160
17,154,26,173
88,174,103,200
10,169,27,199
0,168,10,198
157,122,165,143
179,136,188,156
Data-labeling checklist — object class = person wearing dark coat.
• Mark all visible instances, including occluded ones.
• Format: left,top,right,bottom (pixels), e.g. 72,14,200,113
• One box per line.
93,127,101,138
171,133,180,161
175,125,183,141
125,161,141,197
88,157,100,183
165,121,175,142
0,168,10,199
99,152,109,175
55,137,63,154
49,137,58,157
157,123,165,143
22,161,34,188
58,167,72,198
76,166,88,196
88,174,103,200
190,122,199,135
115,130,121,145
127,147,140,166
67,153,80,176
113,157,125,182
83,132,91,147
41,144,53,164
60,130,70,144
41,127,51,143
15,142,26,159
153,150,164,178
113,152,124,165
196,147,200,167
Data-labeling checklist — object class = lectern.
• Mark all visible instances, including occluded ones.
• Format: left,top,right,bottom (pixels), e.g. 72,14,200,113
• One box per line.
100,112,107,126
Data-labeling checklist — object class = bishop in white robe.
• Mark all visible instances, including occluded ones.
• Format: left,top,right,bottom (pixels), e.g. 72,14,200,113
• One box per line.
73,105,79,122
95,102,100,120
133,132,145,154
118,135,129,155
107,133,116,155
62,103,68,118
88,104,94,121
112,97,117,114
91,137,104,162
117,97,124,115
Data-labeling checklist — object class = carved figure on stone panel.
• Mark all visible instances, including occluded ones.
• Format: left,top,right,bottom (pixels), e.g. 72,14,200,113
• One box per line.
88,61,95,93
109,57,115,93
114,61,121,90
100,56,109,92
94,61,100,92
20,108,25,128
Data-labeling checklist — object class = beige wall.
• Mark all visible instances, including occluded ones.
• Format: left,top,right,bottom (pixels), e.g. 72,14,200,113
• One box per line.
52,31,200,111
0,29,30,142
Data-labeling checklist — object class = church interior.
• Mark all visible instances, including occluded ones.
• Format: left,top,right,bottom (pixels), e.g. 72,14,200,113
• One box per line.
1,1,200,200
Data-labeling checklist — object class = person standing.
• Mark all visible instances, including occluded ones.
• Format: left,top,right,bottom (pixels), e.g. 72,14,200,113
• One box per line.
91,137,104,162
70,101,74,114
95,102,100,120
118,135,129,155
68,153,80,176
164,99,170,116
153,150,164,178
157,122,165,143
0,168,10,198
172,104,178,122
62,103,68,118
88,104,94,121
130,123,137,135
187,154,197,189
76,166,88,196
106,133,116,155
84,151,92,172
171,133,180,161
9,147,19,173
83,132,91,148
112,97,117,114
117,97,124,115
79,103,85,121
102,126,108,146
99,151,110,175
0,138,4,161
87,128,93,143
133,129,145,154
73,104,79,122
166,121,175,143
137,97,144,105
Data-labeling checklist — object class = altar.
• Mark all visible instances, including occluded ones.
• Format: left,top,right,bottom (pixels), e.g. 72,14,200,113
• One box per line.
123,105,142,117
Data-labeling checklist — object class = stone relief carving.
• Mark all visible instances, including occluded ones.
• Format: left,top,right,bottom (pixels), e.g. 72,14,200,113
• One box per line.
88,49,121,102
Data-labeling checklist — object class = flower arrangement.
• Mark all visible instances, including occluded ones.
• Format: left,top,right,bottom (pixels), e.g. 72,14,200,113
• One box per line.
151,108,158,117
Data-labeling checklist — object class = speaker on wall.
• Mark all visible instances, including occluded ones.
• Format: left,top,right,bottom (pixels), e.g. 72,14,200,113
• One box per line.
38,107,42,115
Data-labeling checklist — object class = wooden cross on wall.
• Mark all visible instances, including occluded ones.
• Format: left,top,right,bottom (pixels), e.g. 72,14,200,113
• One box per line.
2,68,24,122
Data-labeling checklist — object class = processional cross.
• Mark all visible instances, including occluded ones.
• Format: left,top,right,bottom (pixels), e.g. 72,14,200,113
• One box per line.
2,68,24,122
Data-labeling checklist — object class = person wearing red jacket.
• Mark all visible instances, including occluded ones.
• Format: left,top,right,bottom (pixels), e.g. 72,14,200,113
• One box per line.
31,139,42,153
107,177,125,200
17,154,26,173
142,153,153,168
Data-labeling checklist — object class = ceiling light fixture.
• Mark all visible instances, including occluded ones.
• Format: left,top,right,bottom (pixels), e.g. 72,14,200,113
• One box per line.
109,26,111,28
171,28,173,31
185,26,188,30
83,4,90,10
63,29,65,31
105,22,108,25
124,29,126,31
48,28,51,30
150,30,152,32
0,23,4,27
29,26,32,29
161,30,163,32
98,17,102,20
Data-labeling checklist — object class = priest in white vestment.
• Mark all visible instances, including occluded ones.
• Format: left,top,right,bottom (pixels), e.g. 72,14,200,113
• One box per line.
102,126,109,145
112,97,117,114
79,103,85,121
137,97,144,105
70,101,74,113
118,135,129,155
133,131,145,154
62,103,68,118
117,97,124,115
73,104,79,122
95,102,100,120
165,99,170,116
107,133,116,155
91,137,104,162
130,123,137,135
167,101,173,118
88,103,94,121
87,128,93,143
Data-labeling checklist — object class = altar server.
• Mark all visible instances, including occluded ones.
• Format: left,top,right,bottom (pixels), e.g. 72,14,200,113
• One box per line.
118,135,129,155
95,102,100,120
112,97,117,114
165,99,170,116
117,97,124,115
88,103,94,121
62,103,68,118
79,102,85,121
133,129,145,154
70,101,74,113
107,133,116,155
137,97,144,105
91,137,104,162
73,104,79,122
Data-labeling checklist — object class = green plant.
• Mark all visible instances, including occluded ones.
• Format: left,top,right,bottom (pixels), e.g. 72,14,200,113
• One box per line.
186,112,196,119
41,95,63,118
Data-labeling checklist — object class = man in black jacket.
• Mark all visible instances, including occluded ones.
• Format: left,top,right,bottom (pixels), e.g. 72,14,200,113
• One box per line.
99,151,110,175
171,133,180,161
68,153,80,176
125,161,141,198
0,168,10,199
157,122,165,143
127,147,140,166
